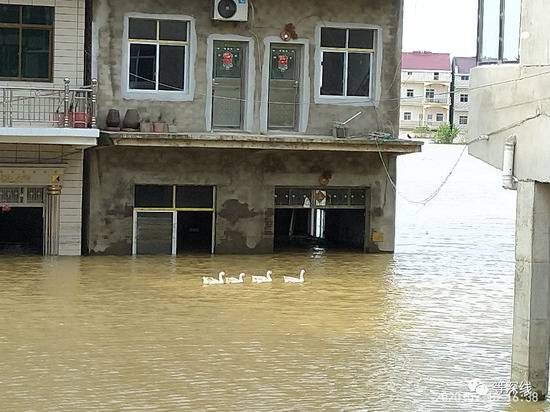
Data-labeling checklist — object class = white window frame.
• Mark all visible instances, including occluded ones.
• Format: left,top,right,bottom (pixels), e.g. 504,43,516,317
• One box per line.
403,112,412,121
434,72,440,80
459,115,469,125
460,94,469,103
425,88,435,99
406,89,414,97
436,113,444,122
461,75,470,81
314,22,383,106
122,13,196,101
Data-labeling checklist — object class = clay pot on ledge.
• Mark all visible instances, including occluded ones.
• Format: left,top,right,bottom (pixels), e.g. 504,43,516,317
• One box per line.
105,109,121,131
123,109,140,131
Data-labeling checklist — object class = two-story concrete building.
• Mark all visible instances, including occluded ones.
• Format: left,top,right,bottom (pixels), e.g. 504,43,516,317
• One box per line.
0,1,98,255
399,51,451,136
469,0,550,400
85,0,422,255
450,56,475,140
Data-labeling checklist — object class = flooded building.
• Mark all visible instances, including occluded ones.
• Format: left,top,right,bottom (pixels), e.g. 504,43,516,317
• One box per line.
469,0,550,399
85,0,422,255
0,1,98,255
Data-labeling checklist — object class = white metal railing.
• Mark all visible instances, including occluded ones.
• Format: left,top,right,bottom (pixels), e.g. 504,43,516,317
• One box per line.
0,78,97,129
425,97,449,105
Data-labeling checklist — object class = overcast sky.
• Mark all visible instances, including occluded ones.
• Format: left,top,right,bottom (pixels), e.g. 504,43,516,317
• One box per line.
403,0,478,57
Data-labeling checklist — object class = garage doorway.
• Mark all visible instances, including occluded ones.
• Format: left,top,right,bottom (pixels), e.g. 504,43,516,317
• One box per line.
274,187,368,252
0,187,45,255
133,185,215,255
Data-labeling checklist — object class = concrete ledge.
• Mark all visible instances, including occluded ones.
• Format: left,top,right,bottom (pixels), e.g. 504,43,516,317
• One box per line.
0,127,99,146
102,131,423,154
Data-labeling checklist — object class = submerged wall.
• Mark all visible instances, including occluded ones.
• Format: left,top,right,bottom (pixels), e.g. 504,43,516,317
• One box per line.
85,146,397,255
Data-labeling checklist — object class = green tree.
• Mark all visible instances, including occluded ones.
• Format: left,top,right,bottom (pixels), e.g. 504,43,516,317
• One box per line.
434,124,459,144
413,125,433,138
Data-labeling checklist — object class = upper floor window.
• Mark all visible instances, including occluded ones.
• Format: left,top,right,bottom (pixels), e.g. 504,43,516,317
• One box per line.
404,112,412,121
478,0,522,64
425,88,435,99
460,94,469,103
460,75,470,81
406,89,414,97
123,14,195,101
436,113,444,122
316,24,381,104
434,72,440,80
459,115,469,125
0,5,54,81
407,71,413,76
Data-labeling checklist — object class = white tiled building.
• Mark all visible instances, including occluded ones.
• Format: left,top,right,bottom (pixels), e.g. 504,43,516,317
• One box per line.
451,57,476,140
0,1,98,255
399,51,451,136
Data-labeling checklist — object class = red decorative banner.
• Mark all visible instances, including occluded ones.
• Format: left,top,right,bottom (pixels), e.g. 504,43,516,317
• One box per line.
278,54,289,72
222,51,234,70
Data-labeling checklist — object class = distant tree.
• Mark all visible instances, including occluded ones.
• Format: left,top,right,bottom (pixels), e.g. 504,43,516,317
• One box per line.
413,125,432,138
434,124,459,144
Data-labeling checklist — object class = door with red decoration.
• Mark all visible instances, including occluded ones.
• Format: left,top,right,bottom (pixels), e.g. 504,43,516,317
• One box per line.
268,45,301,131
212,41,245,129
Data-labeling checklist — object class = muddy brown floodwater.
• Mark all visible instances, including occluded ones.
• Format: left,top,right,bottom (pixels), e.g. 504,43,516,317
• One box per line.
1,143,547,411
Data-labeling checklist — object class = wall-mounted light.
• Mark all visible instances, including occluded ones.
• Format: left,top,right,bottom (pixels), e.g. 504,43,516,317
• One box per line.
280,23,298,41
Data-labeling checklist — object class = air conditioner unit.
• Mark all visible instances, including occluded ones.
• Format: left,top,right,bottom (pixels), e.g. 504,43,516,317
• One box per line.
213,0,248,22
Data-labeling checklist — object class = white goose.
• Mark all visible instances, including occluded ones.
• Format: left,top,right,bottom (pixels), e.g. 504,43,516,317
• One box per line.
202,271,225,286
283,269,306,284
251,270,273,284
225,273,246,284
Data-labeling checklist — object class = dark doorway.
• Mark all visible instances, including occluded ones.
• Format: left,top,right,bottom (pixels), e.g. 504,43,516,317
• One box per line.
324,209,366,250
0,207,43,255
274,208,312,249
177,212,213,254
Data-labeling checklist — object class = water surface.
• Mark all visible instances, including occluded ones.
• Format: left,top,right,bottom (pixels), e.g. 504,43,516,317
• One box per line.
2,143,545,411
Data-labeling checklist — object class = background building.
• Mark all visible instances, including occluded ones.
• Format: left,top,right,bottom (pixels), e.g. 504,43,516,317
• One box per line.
0,1,98,256
450,56,476,141
85,0,422,256
469,0,550,399
399,51,451,136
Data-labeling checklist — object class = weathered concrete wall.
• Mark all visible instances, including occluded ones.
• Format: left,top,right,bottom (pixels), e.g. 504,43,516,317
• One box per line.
92,0,403,136
85,146,397,254
468,0,550,183
468,64,550,183
512,181,550,398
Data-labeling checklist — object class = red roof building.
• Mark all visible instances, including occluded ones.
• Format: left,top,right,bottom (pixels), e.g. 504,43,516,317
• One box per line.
402,51,452,71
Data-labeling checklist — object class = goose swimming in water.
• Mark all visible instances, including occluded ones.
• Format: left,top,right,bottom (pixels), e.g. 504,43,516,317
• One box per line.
225,273,246,284
202,271,225,286
283,269,305,284
251,270,273,284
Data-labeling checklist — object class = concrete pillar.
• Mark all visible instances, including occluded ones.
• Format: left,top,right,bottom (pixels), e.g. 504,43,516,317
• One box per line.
512,181,550,398
44,178,62,256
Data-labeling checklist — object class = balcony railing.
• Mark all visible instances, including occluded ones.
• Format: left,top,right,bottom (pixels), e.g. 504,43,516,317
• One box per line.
425,97,449,105
1,79,97,129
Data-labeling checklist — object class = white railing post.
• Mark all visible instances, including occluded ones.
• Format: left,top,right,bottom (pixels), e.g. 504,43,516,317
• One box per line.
91,78,98,128
63,78,70,128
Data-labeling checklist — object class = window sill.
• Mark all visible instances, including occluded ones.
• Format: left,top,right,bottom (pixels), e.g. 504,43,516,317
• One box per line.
314,95,378,106
122,89,194,102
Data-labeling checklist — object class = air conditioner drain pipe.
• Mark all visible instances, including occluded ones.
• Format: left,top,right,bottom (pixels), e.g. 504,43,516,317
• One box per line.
503,135,517,191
